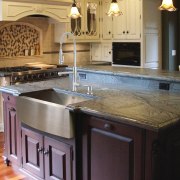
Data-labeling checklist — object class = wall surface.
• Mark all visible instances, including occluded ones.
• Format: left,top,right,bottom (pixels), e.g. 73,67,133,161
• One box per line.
162,0,179,71
0,17,90,67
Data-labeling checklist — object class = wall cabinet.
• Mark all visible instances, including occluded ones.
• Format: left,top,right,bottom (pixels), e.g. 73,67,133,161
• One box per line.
68,0,100,41
1,1,71,22
81,115,143,180
91,43,112,62
22,127,73,180
102,0,141,40
2,93,21,166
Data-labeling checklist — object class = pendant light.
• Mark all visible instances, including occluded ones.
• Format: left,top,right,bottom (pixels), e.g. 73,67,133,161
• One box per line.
69,0,82,19
159,0,177,11
107,0,122,17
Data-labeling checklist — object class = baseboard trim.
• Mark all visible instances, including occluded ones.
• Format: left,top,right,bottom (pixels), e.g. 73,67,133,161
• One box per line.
0,123,4,132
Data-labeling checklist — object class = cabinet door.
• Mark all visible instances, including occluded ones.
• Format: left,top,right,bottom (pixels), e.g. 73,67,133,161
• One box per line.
85,0,100,40
69,0,100,40
69,0,85,39
91,43,102,61
3,93,21,166
44,136,72,180
113,0,126,39
82,116,143,180
126,0,141,39
101,43,112,62
102,0,113,40
22,128,44,179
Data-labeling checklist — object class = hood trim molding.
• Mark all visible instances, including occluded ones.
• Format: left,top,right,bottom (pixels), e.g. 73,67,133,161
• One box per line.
0,1,71,22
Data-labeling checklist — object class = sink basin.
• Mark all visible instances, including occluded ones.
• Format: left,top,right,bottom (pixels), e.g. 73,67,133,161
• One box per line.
17,89,93,138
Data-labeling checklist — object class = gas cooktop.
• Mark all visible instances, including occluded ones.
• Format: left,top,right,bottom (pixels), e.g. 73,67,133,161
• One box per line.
0,65,68,85
0,66,41,73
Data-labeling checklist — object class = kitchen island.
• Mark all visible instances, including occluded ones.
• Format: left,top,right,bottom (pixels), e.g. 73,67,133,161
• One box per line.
0,66,180,180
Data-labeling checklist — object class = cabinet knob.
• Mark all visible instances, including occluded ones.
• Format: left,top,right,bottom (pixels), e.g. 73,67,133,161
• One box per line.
104,123,112,130
44,150,49,155
109,51,111,54
123,31,125,34
38,147,43,153
127,31,129,34
108,31,111,34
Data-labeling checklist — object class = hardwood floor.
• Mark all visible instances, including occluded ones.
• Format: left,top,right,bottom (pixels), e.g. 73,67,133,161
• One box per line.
0,132,27,180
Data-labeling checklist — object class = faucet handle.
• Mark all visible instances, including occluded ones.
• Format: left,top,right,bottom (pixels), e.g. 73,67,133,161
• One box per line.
87,85,93,95
59,48,64,64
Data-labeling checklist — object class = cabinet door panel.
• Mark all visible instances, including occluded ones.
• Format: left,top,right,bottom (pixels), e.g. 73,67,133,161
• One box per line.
3,93,21,166
102,0,113,40
22,128,44,179
44,136,72,180
91,128,133,180
126,0,141,39
113,0,126,39
82,116,143,180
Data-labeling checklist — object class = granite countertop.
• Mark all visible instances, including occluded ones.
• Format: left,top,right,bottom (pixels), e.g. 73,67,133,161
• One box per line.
77,65,180,83
1,77,180,132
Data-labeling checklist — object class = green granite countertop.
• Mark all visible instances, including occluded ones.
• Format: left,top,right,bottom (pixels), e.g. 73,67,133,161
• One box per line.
77,65,180,83
0,77,180,132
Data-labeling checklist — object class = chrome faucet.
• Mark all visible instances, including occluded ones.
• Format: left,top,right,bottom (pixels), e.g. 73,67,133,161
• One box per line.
59,32,79,91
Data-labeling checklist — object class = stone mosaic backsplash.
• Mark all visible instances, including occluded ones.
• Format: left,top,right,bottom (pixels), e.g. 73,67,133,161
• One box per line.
0,22,41,57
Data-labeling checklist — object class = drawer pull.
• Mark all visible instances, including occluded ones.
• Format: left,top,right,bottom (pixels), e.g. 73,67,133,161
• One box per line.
104,123,112,130
9,107,16,112
38,147,43,153
44,150,49,155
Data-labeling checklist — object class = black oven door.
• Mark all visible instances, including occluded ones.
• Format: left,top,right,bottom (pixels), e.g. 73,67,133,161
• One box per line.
112,42,140,66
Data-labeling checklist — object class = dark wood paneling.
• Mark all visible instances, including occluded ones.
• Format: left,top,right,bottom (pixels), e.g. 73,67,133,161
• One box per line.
2,93,21,166
90,128,133,180
22,127,44,179
44,136,72,180
82,115,143,180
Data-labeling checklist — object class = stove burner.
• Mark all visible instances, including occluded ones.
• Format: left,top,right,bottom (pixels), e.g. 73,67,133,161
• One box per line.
0,65,68,85
0,66,41,72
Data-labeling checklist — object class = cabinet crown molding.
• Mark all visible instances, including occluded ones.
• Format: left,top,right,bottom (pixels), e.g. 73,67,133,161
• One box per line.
0,0,71,22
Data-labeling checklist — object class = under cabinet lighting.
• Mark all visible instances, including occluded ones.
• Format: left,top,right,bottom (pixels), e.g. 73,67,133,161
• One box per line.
69,0,82,19
107,0,122,16
159,0,177,11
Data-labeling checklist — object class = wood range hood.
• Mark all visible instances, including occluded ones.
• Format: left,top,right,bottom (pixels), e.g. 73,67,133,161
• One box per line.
0,0,72,22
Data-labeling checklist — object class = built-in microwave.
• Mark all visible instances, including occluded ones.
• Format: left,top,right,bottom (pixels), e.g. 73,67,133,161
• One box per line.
112,42,140,66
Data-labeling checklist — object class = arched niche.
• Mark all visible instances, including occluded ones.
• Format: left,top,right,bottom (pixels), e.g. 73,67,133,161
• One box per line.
0,22,42,57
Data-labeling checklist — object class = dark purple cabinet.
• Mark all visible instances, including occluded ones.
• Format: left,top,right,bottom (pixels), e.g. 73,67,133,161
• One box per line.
82,115,143,180
22,127,73,180
44,136,72,180
2,93,21,166
22,127,44,178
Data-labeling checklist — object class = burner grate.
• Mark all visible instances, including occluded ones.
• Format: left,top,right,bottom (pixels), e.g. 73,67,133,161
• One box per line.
0,66,41,72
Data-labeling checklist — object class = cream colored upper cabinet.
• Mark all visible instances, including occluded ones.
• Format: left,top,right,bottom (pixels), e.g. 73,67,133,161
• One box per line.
69,0,100,41
102,0,141,40
91,43,112,62
1,1,71,22
125,0,141,39
102,0,113,40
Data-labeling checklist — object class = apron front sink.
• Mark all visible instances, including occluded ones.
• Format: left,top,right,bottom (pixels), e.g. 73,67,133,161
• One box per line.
17,89,92,138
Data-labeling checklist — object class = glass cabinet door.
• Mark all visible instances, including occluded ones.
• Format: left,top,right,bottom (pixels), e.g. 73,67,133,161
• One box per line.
69,0,100,40
70,0,84,38
85,0,100,39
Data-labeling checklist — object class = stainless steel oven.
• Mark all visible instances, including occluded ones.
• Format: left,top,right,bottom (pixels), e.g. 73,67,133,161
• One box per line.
112,42,140,66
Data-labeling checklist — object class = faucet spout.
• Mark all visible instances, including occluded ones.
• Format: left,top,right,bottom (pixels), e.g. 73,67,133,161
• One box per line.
59,32,78,91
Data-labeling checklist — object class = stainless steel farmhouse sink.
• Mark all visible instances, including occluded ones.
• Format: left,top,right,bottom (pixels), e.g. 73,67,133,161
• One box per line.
16,89,93,138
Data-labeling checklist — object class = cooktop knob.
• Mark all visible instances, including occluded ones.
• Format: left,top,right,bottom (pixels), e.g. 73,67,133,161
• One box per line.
37,74,43,79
